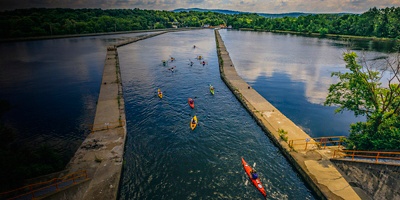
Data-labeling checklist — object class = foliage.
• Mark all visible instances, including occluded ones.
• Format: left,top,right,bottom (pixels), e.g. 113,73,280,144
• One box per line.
1,7,400,39
324,52,400,150
278,128,288,142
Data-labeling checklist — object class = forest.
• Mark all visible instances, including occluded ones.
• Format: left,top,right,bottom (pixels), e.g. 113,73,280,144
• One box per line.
0,7,400,39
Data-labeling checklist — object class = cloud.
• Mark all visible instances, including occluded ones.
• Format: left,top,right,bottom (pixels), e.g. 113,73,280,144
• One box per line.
0,0,399,13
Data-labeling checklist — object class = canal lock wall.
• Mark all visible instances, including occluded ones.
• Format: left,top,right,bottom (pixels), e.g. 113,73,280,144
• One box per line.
43,31,167,200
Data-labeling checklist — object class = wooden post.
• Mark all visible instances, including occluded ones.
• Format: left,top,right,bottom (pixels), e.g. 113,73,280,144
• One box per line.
376,152,380,163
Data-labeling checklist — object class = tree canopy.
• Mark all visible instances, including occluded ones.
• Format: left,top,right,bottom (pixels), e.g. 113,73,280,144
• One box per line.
325,51,400,150
1,7,400,39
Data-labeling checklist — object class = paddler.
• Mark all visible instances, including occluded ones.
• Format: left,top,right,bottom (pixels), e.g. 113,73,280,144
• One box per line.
250,169,258,179
191,118,196,124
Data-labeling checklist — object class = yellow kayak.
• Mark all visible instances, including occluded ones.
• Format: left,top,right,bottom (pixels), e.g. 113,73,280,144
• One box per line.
190,115,198,130
158,89,163,99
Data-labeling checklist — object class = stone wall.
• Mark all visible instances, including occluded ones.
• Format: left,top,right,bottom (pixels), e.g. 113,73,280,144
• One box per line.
331,159,400,200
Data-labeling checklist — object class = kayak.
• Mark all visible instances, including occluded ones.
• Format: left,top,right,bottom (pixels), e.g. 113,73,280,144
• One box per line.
188,98,194,109
190,115,197,130
241,157,267,198
158,89,163,99
210,85,215,95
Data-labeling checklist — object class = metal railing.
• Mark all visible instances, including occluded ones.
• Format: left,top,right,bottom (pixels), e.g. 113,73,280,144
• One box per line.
332,150,400,164
288,136,346,150
0,170,89,200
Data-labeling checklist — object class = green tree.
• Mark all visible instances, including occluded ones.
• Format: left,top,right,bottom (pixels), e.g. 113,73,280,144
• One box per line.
324,52,400,150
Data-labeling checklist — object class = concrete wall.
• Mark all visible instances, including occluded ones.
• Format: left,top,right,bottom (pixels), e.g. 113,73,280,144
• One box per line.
331,159,400,200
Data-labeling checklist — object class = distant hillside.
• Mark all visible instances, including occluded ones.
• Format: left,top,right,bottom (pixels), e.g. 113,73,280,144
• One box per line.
172,8,312,18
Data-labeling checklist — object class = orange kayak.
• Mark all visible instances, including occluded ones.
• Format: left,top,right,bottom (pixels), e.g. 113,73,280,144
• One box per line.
241,157,267,198
188,98,194,109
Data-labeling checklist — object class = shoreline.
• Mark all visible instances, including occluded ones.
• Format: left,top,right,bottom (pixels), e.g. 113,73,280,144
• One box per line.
214,29,361,200
238,28,400,42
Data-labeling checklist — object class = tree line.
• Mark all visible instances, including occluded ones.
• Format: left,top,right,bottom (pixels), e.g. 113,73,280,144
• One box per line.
0,7,400,39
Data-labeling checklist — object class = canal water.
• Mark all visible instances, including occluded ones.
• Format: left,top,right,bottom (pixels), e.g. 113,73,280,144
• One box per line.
117,29,315,199
0,29,396,198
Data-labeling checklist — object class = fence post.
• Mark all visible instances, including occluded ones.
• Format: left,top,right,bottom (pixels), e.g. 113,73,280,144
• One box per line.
376,152,380,163
352,150,355,161
305,138,310,150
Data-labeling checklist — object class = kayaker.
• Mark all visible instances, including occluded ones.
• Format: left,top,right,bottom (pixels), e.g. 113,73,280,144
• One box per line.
250,169,258,179
191,118,196,124
193,45,196,49
202,61,206,66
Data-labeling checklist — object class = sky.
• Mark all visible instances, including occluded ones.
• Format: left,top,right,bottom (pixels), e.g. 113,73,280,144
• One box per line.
1,0,400,13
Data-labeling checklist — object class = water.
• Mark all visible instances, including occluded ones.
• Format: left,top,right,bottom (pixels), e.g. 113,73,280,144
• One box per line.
1,29,396,198
0,32,154,154
118,29,315,199
218,30,397,137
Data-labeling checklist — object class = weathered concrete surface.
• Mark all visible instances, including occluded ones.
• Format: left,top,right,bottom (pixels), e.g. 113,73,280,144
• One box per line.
332,159,400,200
48,32,168,200
60,45,126,200
215,30,361,200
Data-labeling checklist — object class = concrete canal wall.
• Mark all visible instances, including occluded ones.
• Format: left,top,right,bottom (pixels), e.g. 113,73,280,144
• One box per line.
47,31,167,200
332,159,400,200
214,30,361,200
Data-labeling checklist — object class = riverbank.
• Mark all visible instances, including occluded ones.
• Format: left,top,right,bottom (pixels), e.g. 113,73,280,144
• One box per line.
215,29,361,200
238,28,400,42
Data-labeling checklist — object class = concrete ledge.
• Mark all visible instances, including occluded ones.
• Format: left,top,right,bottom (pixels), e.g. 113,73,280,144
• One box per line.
214,30,361,200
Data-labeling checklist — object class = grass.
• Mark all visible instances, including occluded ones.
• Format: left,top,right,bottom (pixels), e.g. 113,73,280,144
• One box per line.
278,128,289,142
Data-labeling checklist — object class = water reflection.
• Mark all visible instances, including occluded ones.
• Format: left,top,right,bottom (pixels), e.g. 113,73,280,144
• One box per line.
218,30,398,136
0,32,150,152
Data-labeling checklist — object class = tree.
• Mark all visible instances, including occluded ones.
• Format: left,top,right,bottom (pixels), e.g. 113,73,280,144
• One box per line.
324,51,400,150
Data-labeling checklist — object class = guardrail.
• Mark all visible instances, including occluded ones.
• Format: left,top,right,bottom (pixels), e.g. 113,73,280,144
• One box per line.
0,170,89,200
332,149,400,164
288,136,346,150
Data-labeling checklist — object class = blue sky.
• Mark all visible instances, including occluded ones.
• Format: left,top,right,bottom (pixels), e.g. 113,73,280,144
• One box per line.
1,0,399,13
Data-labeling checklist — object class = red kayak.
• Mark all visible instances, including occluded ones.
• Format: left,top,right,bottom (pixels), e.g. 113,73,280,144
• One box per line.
188,98,194,109
241,157,267,198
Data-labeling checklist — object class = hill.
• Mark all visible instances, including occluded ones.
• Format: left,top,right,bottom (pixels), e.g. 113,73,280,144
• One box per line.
172,8,311,18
